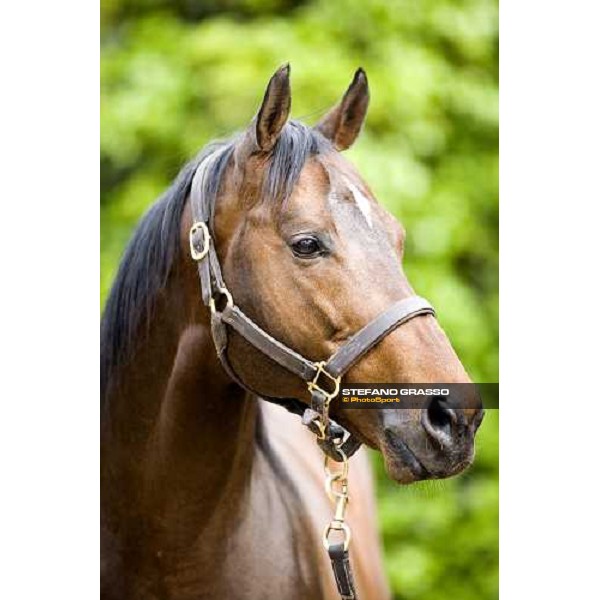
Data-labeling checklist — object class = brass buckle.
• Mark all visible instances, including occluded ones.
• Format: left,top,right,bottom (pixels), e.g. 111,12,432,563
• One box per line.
209,287,233,315
189,222,210,261
307,361,341,401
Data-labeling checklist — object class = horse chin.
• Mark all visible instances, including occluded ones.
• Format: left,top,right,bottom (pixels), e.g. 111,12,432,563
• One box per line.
382,457,426,484
380,442,431,484
381,439,476,485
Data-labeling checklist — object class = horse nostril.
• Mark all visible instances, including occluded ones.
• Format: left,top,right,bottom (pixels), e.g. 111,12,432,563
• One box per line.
423,396,457,441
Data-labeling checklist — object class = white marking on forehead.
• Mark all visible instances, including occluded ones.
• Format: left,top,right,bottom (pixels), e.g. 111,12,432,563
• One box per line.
347,181,373,228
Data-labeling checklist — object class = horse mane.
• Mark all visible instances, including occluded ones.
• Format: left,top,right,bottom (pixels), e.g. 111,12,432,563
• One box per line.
100,153,202,403
100,120,330,402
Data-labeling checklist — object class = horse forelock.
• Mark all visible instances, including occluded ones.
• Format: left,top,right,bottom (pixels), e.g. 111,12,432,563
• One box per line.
264,120,332,208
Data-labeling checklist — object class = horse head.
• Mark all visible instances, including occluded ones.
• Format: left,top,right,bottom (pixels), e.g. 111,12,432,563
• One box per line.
184,64,484,484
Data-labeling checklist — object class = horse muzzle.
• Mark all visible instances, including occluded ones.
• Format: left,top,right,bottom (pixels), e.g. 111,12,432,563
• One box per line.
380,402,485,484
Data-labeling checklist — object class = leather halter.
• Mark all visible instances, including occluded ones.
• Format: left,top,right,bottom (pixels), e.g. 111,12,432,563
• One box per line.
188,165,436,462
189,160,436,600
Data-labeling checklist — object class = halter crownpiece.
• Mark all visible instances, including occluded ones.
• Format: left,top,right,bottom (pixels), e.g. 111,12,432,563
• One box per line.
189,164,436,600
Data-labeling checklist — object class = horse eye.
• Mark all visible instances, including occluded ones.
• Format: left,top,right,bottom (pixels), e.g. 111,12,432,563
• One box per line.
291,236,322,258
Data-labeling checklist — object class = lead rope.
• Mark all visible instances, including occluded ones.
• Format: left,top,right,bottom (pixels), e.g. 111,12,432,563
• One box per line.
302,369,359,600
323,445,357,600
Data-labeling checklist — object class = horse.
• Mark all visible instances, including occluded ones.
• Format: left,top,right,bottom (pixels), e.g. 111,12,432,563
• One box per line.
101,64,484,600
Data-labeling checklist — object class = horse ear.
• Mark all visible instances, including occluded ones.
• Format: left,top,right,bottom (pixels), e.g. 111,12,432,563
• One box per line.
255,63,291,152
315,68,369,151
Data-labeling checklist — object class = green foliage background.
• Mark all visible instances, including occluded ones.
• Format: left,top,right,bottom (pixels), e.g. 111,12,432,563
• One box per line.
101,1,498,598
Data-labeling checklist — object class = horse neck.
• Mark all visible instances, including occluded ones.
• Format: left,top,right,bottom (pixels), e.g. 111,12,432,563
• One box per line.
101,260,259,547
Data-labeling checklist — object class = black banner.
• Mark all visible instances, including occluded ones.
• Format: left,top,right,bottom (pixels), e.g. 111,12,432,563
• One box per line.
338,383,499,409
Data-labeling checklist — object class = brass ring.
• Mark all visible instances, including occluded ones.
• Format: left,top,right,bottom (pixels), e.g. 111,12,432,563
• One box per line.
324,449,349,480
322,521,351,552
209,287,233,314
